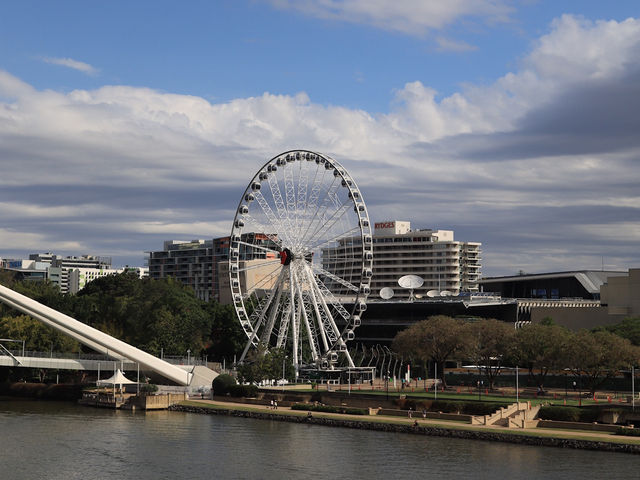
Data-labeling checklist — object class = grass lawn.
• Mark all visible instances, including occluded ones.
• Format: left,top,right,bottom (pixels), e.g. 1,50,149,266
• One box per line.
288,386,626,408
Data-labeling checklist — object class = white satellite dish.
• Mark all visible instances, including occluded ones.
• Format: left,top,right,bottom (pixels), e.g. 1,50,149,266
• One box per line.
398,275,424,301
379,287,395,300
440,290,453,297
426,290,439,298
398,275,424,289
415,294,423,299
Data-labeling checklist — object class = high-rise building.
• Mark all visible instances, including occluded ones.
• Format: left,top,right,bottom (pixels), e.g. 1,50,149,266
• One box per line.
147,240,215,301
369,221,481,299
3,253,145,294
147,235,278,302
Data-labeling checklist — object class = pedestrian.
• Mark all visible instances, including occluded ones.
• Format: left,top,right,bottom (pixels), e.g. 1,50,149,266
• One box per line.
270,399,274,409
572,381,577,392
408,407,412,419
422,408,426,419
274,400,278,410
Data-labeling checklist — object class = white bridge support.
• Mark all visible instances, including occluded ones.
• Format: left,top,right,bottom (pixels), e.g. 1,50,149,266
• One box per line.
0,284,194,386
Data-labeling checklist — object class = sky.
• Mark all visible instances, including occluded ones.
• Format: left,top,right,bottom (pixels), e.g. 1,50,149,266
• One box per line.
0,1,639,277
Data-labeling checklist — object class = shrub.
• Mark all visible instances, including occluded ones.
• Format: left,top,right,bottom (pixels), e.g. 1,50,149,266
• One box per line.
291,403,367,415
140,384,158,394
458,402,507,416
212,374,237,395
539,406,581,422
228,384,258,398
538,406,601,423
615,427,640,437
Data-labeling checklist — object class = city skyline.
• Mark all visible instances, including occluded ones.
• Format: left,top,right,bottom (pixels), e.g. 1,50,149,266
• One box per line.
1,1,639,276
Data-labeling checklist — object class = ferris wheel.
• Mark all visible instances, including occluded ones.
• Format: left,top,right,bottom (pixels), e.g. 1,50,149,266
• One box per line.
229,150,373,373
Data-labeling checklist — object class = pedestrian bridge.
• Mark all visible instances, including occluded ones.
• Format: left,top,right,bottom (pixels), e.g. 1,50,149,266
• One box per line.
0,284,217,390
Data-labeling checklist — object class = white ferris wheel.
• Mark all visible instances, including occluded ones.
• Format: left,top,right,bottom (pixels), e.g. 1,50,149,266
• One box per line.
229,150,373,374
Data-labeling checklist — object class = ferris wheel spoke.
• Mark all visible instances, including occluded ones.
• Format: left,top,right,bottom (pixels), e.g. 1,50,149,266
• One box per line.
301,165,329,231
303,202,351,248
234,240,281,257
283,162,300,244
238,214,285,249
268,171,297,243
299,174,340,243
313,274,351,321
294,160,310,241
244,264,285,295
298,161,324,235
251,190,293,246
311,264,359,292
309,225,361,252
235,259,282,273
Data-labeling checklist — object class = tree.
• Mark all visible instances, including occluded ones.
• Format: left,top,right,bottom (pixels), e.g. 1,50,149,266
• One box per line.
596,317,640,346
76,273,212,356
206,301,245,362
236,346,294,385
510,322,570,390
563,330,639,394
392,315,470,387
467,319,515,390
0,314,79,353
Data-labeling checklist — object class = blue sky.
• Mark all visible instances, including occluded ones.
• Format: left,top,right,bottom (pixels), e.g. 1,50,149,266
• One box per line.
0,1,639,276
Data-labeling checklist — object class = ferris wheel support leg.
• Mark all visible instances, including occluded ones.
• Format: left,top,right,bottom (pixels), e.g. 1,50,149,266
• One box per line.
343,343,355,368
305,267,330,352
289,267,299,372
294,268,319,363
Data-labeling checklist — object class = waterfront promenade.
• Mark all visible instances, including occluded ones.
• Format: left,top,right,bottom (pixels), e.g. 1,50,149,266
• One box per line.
173,397,640,453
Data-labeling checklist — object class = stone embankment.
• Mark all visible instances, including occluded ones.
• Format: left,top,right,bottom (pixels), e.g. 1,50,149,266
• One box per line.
169,404,640,455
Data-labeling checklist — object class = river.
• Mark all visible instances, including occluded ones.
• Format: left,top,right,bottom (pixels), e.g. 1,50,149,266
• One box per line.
1,399,639,479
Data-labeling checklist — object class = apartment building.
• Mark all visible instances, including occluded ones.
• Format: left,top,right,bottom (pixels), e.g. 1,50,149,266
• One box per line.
370,221,481,299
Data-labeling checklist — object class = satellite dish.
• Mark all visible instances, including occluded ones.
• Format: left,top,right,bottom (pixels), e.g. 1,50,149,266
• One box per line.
415,294,423,299
426,290,439,298
398,275,424,289
398,275,424,301
440,290,453,297
379,287,395,300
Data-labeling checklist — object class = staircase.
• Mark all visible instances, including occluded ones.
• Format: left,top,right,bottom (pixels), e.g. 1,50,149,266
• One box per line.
471,402,540,429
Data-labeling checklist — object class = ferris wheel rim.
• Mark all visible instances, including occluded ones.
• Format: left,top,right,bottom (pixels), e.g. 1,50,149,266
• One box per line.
228,149,372,370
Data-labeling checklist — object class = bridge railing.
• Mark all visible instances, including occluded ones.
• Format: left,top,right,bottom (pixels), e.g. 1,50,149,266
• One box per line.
2,349,206,366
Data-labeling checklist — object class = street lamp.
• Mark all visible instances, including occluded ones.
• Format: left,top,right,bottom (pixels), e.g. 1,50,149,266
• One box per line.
282,356,288,392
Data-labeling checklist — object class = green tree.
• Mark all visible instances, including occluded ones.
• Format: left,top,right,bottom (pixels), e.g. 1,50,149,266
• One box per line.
563,330,639,394
236,346,294,385
0,314,79,353
76,273,212,356
392,315,470,387
510,322,570,390
206,301,245,362
596,317,640,346
468,319,515,390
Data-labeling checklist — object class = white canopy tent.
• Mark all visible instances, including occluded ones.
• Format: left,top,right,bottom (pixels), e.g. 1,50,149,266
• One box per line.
97,369,137,389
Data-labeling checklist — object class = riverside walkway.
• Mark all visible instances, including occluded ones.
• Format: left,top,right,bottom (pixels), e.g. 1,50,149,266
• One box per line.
174,398,640,452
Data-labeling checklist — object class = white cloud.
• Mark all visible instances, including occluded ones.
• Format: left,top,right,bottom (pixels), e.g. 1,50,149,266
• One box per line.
266,0,512,36
41,56,99,75
435,36,478,52
1,15,640,273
